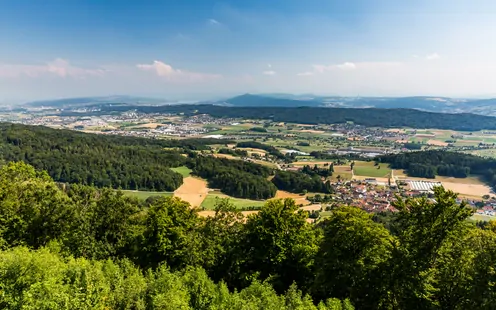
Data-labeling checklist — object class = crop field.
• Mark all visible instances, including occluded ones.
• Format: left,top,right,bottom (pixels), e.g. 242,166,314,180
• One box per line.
332,166,353,181
470,214,496,222
121,190,173,200
200,191,266,210
353,161,391,178
171,166,192,177
173,177,209,207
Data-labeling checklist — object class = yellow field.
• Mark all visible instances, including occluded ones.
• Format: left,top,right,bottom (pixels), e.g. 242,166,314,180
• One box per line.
427,139,449,146
173,177,209,207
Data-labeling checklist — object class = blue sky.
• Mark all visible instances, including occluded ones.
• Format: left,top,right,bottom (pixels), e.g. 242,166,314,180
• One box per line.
1,0,496,101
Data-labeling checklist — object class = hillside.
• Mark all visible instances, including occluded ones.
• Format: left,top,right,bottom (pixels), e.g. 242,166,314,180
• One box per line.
0,161,494,309
224,94,321,107
92,104,496,131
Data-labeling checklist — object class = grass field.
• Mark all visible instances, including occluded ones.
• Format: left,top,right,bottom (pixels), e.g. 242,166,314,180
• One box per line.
171,166,192,177
470,214,495,222
121,190,173,200
201,191,266,210
353,161,391,178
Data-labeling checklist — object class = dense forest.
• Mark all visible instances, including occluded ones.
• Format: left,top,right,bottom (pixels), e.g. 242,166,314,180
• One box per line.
87,104,496,130
272,170,332,194
378,150,496,186
189,155,277,199
1,162,496,309
0,123,237,191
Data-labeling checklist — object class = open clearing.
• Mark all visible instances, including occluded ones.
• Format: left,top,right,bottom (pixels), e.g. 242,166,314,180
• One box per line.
353,161,391,178
200,191,266,210
132,122,163,129
173,177,209,207
442,182,492,197
171,166,192,177
427,139,449,146
121,190,173,200
275,190,310,205
471,214,496,222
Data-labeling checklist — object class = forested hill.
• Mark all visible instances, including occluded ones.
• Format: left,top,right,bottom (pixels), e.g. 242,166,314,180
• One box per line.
91,104,496,130
0,123,231,191
378,150,496,187
0,123,278,198
1,162,496,309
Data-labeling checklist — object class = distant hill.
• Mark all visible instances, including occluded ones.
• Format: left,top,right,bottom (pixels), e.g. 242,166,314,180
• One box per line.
24,96,170,108
223,94,321,107
221,94,496,116
86,104,496,131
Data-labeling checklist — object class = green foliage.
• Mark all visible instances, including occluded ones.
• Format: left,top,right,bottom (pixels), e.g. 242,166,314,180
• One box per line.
0,247,350,310
379,150,496,182
236,141,285,159
234,199,320,293
2,161,496,309
314,207,393,309
0,123,186,191
272,170,330,193
190,155,277,199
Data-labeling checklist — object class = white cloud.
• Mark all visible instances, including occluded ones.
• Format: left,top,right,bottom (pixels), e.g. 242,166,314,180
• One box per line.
297,71,314,76
267,63,272,68
136,60,221,81
311,61,400,74
426,53,440,60
207,19,220,25
336,62,357,70
0,58,105,78
412,54,419,58
263,70,276,75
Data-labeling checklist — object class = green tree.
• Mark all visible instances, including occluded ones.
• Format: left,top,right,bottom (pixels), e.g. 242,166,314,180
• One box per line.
235,198,320,293
385,186,474,309
0,162,74,249
313,206,393,309
140,196,202,270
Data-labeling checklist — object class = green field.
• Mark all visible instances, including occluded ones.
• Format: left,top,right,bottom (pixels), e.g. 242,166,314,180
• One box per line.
353,162,391,178
201,192,266,210
121,190,173,200
470,214,495,222
171,166,192,177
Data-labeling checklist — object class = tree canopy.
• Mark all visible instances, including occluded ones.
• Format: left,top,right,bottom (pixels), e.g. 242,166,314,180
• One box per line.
0,161,495,309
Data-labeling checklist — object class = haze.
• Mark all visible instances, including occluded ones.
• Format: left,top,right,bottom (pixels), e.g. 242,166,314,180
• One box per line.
1,0,496,101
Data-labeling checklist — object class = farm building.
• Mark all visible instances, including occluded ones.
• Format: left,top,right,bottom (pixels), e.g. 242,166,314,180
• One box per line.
408,180,442,192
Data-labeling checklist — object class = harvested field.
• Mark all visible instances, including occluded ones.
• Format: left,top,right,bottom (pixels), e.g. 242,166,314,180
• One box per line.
299,129,325,134
275,190,309,205
427,140,449,146
300,204,322,211
441,182,492,198
173,177,209,207
213,154,238,160
293,161,334,166
133,123,163,129
236,147,267,154
198,210,259,218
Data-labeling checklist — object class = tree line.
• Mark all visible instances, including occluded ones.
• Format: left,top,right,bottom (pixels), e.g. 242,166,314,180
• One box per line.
188,155,277,199
89,104,496,131
272,170,332,194
236,141,286,159
2,162,496,309
0,123,251,192
378,150,496,186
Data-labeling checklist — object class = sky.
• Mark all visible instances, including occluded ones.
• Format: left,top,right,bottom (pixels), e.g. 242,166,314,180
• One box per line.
1,0,496,102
